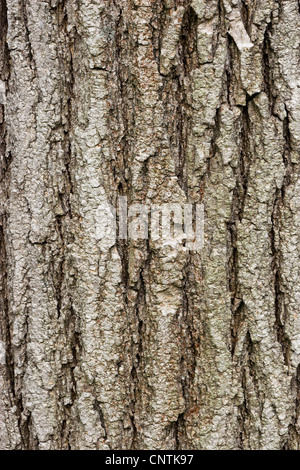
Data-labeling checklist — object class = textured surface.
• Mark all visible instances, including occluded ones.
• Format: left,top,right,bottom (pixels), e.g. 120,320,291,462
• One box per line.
0,0,300,450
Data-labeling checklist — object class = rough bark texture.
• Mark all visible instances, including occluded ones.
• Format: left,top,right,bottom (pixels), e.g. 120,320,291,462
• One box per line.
0,0,300,450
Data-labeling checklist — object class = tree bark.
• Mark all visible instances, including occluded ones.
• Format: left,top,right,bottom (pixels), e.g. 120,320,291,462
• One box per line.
0,0,300,450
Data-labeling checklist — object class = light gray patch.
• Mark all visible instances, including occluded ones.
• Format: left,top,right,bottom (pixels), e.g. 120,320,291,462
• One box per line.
0,341,6,365
0,80,6,105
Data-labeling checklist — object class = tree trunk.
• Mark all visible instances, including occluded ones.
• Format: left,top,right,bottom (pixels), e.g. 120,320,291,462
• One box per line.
0,0,300,450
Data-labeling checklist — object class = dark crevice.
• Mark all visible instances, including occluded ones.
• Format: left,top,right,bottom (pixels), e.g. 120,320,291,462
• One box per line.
228,104,251,356
282,105,293,188
109,7,147,450
159,6,200,441
269,106,294,368
238,364,249,450
246,331,262,413
241,0,250,31
54,215,64,320
59,301,81,450
52,2,78,448
175,257,198,448
239,103,252,220
0,0,30,450
174,77,189,197
150,0,166,69
286,365,300,449
238,331,262,450
93,399,108,440
227,202,242,358
130,265,148,450
225,35,234,107
173,412,185,450
113,9,131,307
20,0,36,73
116,185,129,297
270,194,291,367
113,7,130,197
237,331,259,450
174,4,197,195
241,0,257,34
0,223,17,424
158,4,197,198
262,15,276,114
0,0,10,83
179,5,198,76
58,1,75,219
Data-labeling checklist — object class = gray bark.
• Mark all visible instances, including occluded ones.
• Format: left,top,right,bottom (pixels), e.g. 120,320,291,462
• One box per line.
0,0,300,450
